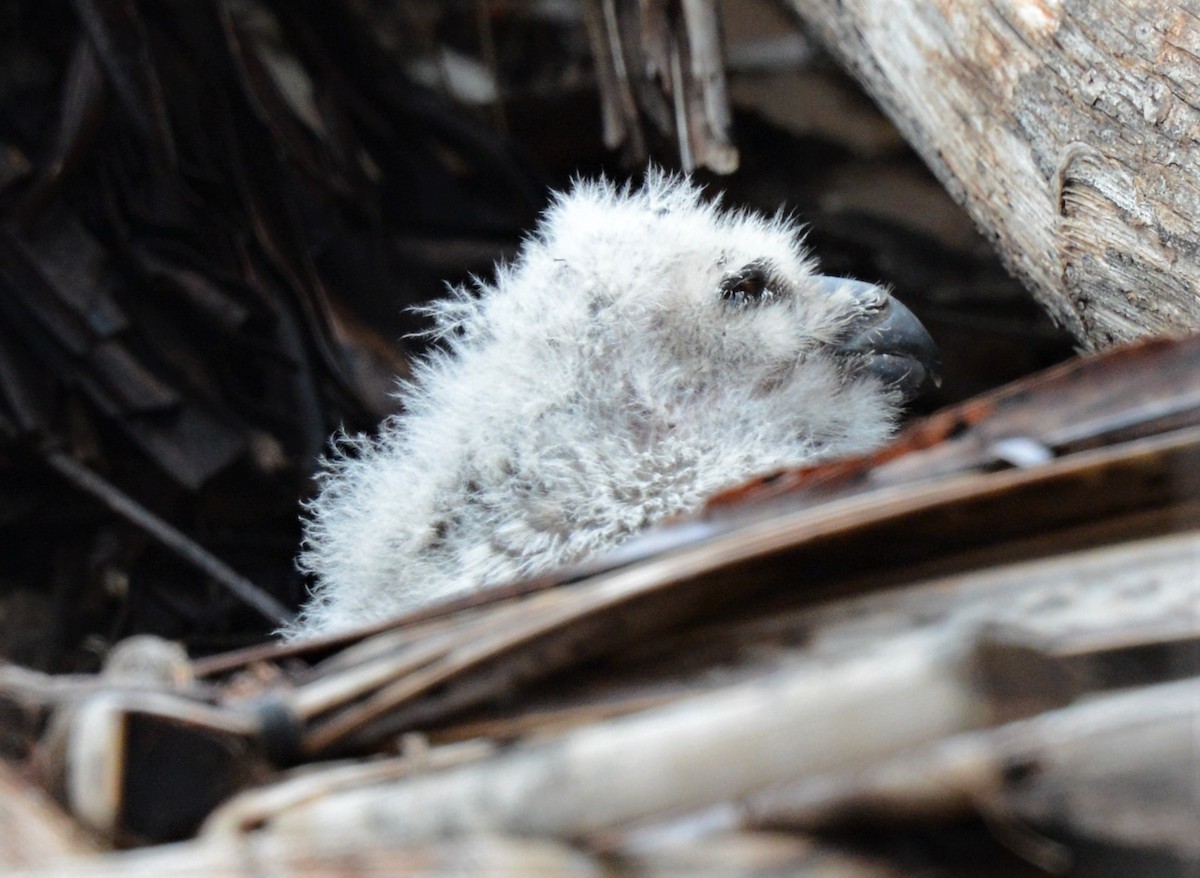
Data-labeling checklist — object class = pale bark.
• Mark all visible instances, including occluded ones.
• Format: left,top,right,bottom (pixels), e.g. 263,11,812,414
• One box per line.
784,0,1200,348
215,634,982,847
746,679,1200,868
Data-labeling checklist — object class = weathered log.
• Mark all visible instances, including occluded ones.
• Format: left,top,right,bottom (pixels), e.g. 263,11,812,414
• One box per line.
784,0,1200,347
747,679,1200,873
204,634,983,846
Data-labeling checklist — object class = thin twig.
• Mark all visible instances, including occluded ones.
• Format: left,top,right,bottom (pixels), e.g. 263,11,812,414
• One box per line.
44,450,292,625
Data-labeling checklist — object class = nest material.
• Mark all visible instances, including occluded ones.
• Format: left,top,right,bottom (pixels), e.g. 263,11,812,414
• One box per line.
4,336,1199,874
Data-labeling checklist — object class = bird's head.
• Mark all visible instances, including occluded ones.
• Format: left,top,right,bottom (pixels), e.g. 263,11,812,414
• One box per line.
430,173,940,462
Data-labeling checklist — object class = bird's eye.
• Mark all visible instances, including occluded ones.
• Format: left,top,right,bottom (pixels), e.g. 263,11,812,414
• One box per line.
720,264,773,306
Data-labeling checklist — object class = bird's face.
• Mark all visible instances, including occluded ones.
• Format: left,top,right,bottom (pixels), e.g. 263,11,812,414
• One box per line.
606,197,940,414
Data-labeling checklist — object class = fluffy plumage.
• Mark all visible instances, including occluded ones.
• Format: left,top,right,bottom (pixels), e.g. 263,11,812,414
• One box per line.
292,174,933,636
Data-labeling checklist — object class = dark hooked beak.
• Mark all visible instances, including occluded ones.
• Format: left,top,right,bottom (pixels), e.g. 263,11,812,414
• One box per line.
819,277,942,403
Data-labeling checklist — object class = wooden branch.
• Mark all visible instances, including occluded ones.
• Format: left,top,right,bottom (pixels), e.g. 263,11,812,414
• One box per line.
210,634,985,847
784,0,1200,347
746,678,1200,869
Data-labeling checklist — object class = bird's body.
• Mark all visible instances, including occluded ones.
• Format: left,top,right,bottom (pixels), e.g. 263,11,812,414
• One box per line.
292,174,938,636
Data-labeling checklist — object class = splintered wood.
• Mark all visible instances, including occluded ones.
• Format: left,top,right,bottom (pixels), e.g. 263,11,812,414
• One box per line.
583,0,739,172
2,335,1199,876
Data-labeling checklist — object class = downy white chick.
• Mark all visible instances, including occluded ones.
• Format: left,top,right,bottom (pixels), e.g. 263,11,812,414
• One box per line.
292,174,939,636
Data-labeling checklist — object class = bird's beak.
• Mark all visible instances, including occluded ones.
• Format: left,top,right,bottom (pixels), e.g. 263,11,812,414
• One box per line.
819,277,942,403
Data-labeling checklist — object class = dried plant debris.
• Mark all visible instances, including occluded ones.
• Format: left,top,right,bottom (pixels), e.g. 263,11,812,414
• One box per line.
0,0,546,657
583,0,739,172
1,336,1197,875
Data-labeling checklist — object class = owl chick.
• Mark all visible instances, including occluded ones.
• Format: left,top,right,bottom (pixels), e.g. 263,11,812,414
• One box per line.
291,174,939,635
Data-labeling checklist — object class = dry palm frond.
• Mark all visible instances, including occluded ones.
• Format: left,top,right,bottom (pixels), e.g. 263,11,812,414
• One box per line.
4,336,1198,875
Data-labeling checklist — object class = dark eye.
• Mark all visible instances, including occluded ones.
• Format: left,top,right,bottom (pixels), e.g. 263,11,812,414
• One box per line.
720,264,773,306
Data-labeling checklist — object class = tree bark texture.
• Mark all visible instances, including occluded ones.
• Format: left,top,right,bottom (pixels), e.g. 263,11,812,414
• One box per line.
784,0,1200,348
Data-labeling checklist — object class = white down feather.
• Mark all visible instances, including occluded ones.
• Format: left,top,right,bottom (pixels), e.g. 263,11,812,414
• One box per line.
291,173,904,636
